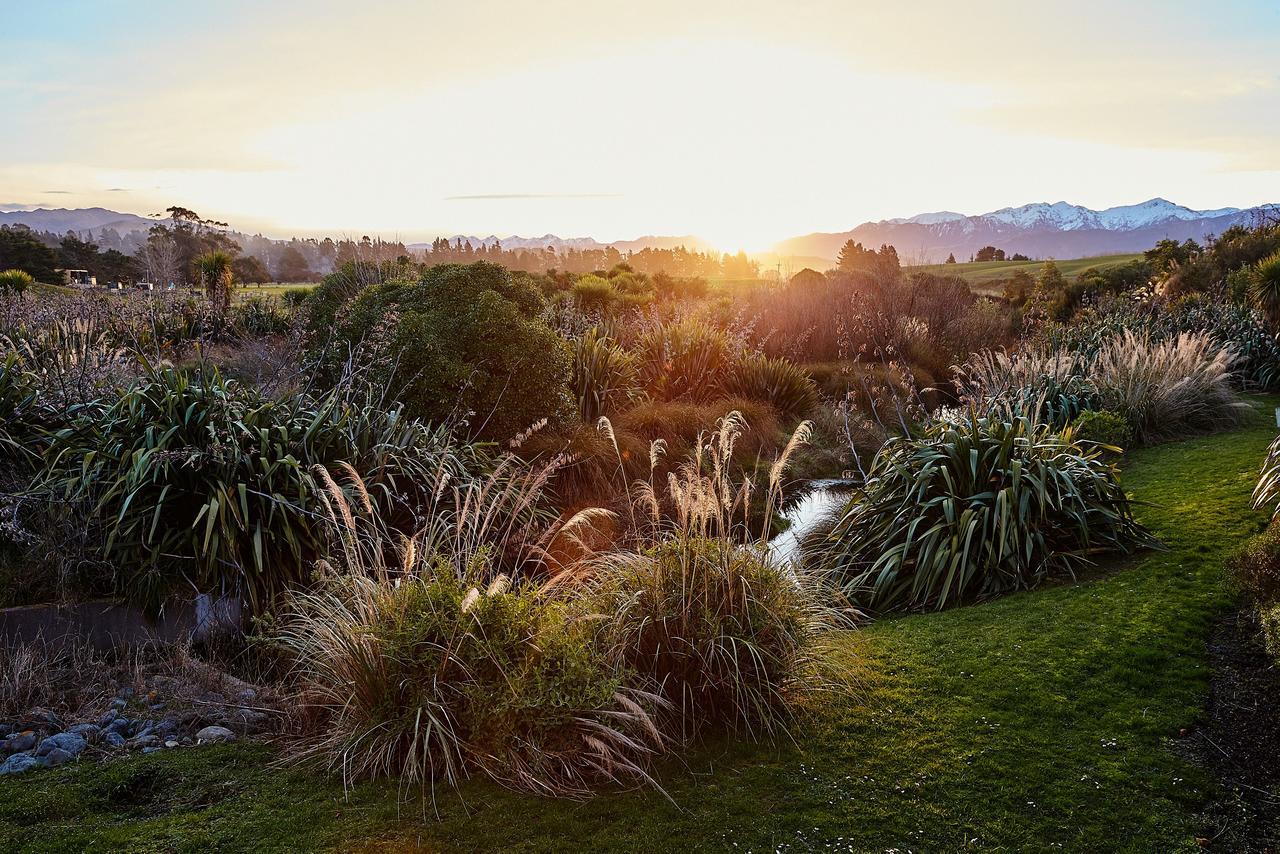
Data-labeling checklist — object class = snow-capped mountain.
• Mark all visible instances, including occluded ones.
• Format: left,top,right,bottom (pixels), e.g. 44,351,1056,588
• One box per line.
775,198,1275,264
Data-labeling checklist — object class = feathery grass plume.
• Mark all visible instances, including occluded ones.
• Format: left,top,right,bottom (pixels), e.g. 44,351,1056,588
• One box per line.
1089,330,1248,444
278,537,667,799
586,411,850,742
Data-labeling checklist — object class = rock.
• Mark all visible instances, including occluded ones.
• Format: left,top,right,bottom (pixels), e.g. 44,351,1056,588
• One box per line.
195,725,236,744
180,737,193,746
228,707,269,733
116,686,135,700
40,747,74,768
102,731,126,748
36,732,87,758
127,734,158,750
234,688,257,704
96,711,118,729
148,702,167,712
0,724,12,739
4,732,37,754
164,740,179,749
109,698,127,711
66,723,101,742
152,719,177,739
141,746,161,754
22,708,62,731
0,753,40,775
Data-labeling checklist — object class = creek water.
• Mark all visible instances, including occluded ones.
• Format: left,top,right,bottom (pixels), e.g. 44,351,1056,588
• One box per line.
767,479,858,568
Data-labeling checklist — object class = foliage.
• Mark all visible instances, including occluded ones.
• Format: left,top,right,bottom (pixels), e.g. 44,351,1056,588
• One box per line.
818,413,1152,612
321,261,574,441
594,537,836,740
721,352,819,419
588,411,847,740
0,269,33,294
1089,330,1247,444
0,409,1274,850
0,352,44,471
40,366,473,612
1223,520,1280,605
0,226,58,283
573,328,640,422
278,552,663,798
634,318,733,402
1249,250,1280,328
1069,409,1132,453
194,251,234,317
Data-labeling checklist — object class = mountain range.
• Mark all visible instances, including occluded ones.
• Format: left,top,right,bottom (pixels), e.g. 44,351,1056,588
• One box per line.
3,198,1276,266
775,198,1277,264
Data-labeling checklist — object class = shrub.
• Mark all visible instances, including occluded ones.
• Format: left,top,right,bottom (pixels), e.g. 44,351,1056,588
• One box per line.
279,554,663,797
1224,522,1280,605
955,347,1096,428
573,329,640,422
722,354,819,419
818,414,1152,612
41,366,474,612
233,295,291,337
634,318,733,402
1069,409,1133,453
594,537,832,740
0,269,33,294
1091,330,1248,444
322,262,574,441
571,274,616,314
590,412,848,740
0,352,44,470
1248,250,1280,328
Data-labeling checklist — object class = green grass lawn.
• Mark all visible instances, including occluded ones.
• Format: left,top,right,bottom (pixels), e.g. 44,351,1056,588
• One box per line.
912,254,1144,294
2,398,1275,853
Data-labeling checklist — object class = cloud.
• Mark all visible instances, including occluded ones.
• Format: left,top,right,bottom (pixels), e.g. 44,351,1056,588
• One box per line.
105,187,130,192
445,193,623,201
42,189,72,194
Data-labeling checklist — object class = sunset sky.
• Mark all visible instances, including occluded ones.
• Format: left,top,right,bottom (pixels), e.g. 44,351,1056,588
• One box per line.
4,0,1280,249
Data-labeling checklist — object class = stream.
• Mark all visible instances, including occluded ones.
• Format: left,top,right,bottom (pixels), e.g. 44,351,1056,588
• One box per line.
767,479,859,568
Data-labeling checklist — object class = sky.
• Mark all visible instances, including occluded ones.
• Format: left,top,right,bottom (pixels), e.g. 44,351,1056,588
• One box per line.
3,0,1280,250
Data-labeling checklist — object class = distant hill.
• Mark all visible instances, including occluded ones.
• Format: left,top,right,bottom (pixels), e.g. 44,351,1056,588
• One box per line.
0,206,158,237
4,199,1277,269
773,199,1279,266
407,233,716,253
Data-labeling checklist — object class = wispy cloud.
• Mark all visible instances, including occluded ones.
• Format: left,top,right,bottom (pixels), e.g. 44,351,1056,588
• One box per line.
42,189,72,194
445,193,623,201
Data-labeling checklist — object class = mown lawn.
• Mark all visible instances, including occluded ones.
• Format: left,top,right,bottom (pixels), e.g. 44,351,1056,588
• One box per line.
2,397,1275,853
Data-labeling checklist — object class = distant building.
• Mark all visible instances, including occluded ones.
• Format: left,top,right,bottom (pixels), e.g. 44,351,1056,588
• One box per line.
58,269,97,287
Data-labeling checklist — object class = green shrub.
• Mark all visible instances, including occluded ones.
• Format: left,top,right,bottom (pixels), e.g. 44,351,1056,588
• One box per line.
818,413,1152,612
571,275,617,314
1069,409,1133,453
595,537,828,739
0,269,34,294
233,295,291,336
573,329,639,422
635,318,732,402
41,366,474,612
278,551,663,796
1224,522,1280,605
1248,250,1280,327
281,287,311,308
0,352,44,470
722,354,819,419
321,262,574,441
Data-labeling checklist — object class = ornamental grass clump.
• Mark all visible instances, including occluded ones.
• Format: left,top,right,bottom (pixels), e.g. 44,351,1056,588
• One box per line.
278,553,664,799
1090,330,1248,444
818,412,1153,613
589,412,851,741
278,464,664,799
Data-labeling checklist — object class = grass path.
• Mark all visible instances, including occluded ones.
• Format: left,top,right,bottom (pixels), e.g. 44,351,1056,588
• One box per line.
1,398,1276,852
